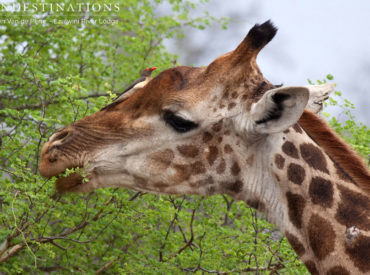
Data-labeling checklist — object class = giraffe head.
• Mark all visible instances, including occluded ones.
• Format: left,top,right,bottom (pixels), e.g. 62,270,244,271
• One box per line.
39,21,370,274
39,21,309,195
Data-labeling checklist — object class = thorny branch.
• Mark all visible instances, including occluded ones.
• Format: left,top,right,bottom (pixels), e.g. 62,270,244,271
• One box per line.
221,195,234,226
164,203,199,262
159,196,186,262
4,92,113,111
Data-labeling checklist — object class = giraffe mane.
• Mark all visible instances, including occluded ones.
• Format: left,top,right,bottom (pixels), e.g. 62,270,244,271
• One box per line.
299,110,370,195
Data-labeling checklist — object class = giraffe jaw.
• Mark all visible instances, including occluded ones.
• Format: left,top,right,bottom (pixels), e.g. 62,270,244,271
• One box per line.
39,157,95,193
48,164,91,193
53,156,134,193
55,170,86,193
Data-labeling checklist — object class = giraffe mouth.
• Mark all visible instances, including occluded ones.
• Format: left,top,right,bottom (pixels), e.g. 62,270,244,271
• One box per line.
55,172,84,193
54,166,96,193
39,146,94,193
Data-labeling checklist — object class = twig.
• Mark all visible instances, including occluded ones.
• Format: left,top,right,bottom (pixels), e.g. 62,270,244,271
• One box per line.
95,260,115,274
128,191,144,201
0,244,24,263
165,207,197,261
7,92,112,111
49,240,67,251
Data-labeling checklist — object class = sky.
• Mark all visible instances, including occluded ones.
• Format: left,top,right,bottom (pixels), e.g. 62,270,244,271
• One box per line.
165,0,370,124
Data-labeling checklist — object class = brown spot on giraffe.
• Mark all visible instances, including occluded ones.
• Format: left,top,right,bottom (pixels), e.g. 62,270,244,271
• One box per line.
190,161,206,175
293,123,303,134
177,145,199,158
287,163,305,185
308,213,335,260
285,232,305,257
223,180,243,193
274,154,285,169
224,144,233,154
172,164,191,183
212,121,223,132
345,235,370,272
207,146,218,166
217,136,223,143
326,266,350,275
227,102,236,110
231,91,238,99
283,129,290,134
148,149,174,170
304,261,319,275
300,143,329,174
335,185,370,230
216,159,226,174
286,192,306,229
231,161,241,176
202,132,213,143
282,141,299,159
309,177,333,208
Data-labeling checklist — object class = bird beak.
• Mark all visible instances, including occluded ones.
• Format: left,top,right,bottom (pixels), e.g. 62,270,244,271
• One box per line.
150,67,157,71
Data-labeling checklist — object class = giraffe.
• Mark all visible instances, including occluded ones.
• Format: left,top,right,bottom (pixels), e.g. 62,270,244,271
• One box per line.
39,21,370,274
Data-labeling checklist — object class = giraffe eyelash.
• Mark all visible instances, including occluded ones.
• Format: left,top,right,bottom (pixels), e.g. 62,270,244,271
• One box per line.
162,110,198,133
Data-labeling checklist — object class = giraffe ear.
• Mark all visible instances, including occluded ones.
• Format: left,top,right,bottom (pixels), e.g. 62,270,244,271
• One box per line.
305,83,335,114
250,86,309,134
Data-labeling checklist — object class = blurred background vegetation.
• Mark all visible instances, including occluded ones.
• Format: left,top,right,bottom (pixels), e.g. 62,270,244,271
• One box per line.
0,0,368,274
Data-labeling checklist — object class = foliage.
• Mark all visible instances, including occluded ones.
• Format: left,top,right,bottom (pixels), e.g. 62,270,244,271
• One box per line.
0,1,368,274
308,75,369,162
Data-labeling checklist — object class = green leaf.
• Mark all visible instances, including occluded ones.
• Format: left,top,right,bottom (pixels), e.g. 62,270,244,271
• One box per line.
326,74,334,80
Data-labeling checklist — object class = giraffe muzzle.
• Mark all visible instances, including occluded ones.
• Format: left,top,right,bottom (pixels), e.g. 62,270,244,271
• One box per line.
39,128,81,178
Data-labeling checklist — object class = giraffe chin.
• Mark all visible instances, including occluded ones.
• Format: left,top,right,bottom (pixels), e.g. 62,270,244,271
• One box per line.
55,171,95,193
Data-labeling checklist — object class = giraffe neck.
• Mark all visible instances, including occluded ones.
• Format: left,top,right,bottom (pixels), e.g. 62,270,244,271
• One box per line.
237,124,370,274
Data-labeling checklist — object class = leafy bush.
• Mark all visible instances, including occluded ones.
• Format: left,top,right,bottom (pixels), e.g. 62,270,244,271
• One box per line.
308,75,369,161
0,1,368,274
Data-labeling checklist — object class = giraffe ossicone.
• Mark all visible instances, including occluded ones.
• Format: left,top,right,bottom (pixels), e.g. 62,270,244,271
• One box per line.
39,21,370,274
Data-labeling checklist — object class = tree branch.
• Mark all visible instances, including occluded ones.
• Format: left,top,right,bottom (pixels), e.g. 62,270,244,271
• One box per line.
8,92,112,111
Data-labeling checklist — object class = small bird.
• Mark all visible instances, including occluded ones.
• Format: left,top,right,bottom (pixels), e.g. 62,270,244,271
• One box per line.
101,67,157,111
116,67,157,101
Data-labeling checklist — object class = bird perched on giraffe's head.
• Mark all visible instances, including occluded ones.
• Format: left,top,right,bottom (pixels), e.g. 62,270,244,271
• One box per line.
140,67,157,78
105,67,157,108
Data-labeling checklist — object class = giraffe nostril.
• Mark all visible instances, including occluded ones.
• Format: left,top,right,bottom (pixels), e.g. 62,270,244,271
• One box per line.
54,131,69,141
50,130,72,145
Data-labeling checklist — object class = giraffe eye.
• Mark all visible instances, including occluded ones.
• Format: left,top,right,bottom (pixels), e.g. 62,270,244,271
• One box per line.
163,110,198,133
